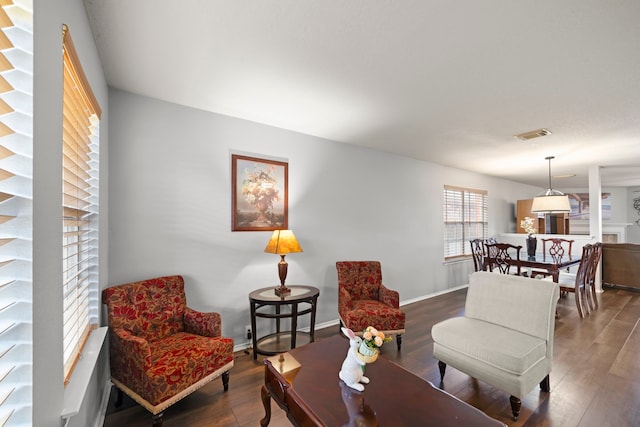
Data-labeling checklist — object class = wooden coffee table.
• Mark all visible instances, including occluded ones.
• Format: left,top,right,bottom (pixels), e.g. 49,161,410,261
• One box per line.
261,335,506,427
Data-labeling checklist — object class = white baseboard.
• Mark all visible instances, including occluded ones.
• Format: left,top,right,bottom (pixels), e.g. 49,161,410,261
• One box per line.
233,286,467,353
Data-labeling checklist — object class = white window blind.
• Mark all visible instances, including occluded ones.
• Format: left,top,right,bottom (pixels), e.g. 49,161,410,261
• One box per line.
62,24,100,384
0,1,33,425
443,185,488,259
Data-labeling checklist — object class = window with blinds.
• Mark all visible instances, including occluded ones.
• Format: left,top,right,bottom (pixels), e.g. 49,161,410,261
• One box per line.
443,185,488,259
0,1,33,425
62,24,101,383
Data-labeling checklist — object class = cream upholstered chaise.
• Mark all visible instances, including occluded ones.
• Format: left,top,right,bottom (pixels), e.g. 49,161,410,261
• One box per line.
432,271,559,420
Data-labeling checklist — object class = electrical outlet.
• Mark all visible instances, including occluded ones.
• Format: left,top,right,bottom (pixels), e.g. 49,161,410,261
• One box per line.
245,325,252,340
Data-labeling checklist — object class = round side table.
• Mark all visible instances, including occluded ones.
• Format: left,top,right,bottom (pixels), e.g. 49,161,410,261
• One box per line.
249,285,319,360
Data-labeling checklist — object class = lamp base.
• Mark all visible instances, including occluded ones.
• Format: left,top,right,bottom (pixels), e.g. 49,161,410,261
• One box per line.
274,285,291,297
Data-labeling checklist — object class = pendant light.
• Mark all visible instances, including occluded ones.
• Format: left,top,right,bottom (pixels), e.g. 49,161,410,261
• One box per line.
530,156,571,213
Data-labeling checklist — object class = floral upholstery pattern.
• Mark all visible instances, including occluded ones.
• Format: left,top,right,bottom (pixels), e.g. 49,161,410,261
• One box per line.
336,261,406,350
103,275,234,421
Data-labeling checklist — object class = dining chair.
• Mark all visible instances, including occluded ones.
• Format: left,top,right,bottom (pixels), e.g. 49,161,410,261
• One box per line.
469,239,486,272
484,237,498,262
531,238,575,278
585,242,603,311
557,244,593,318
484,243,523,276
542,238,574,263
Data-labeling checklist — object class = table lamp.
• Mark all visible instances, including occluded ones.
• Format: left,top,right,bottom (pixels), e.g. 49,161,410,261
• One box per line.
264,230,303,296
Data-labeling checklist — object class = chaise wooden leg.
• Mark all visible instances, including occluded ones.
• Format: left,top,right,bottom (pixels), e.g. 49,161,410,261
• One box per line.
152,412,164,427
222,370,230,392
540,374,550,392
509,395,521,420
396,334,402,351
438,361,447,381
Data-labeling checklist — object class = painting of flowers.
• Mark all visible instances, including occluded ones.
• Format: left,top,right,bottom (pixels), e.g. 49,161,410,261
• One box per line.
232,154,288,231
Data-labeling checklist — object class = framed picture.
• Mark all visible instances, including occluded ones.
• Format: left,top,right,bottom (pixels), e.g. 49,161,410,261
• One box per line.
232,154,288,231
568,192,611,220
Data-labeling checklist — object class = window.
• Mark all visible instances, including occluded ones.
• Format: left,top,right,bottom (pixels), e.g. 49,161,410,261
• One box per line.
62,25,101,383
443,185,488,259
0,1,33,425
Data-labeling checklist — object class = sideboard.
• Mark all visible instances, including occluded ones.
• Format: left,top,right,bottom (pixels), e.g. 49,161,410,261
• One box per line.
602,243,640,291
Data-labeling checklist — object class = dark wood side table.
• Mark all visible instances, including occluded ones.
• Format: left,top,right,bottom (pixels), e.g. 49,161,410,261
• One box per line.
249,285,320,360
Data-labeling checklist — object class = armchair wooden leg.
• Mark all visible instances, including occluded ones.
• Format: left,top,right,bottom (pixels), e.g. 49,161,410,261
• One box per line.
540,374,550,392
509,395,521,420
438,361,447,381
114,387,123,407
152,412,164,427
396,334,402,351
222,370,230,392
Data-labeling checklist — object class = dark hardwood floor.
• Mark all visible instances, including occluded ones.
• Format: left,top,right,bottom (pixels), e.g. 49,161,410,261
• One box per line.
103,286,640,427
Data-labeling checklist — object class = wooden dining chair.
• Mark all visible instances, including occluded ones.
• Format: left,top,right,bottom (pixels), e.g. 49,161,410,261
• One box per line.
485,243,523,276
585,242,603,311
557,244,593,318
469,239,486,272
531,238,575,278
542,238,574,263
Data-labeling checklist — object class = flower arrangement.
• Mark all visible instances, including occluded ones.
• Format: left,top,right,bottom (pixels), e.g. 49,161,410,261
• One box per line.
520,216,537,236
361,326,392,351
241,166,280,218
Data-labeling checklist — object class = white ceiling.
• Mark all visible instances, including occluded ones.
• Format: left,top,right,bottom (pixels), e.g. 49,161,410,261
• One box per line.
83,0,640,189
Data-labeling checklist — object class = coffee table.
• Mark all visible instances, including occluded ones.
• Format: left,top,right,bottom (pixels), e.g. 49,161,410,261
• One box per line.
261,335,506,427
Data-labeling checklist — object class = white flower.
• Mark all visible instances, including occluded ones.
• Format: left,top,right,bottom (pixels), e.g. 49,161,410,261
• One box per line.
520,216,537,235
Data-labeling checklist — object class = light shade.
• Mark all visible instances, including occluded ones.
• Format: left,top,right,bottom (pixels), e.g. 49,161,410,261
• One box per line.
531,190,571,213
264,230,303,296
531,155,571,213
264,230,303,255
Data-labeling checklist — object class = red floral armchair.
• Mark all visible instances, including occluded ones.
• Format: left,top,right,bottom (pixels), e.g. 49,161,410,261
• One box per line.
336,261,406,350
102,275,234,426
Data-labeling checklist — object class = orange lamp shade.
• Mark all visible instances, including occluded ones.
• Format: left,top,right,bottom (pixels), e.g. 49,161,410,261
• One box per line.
264,230,303,255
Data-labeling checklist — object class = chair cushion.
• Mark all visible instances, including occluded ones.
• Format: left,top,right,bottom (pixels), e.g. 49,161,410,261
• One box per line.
342,300,406,332
432,317,547,376
130,332,235,406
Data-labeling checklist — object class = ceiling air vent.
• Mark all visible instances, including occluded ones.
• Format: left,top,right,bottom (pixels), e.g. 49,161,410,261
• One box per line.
515,128,551,141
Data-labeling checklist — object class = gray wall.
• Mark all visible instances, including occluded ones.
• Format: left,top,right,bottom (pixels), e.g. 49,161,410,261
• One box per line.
107,88,541,344
35,0,109,426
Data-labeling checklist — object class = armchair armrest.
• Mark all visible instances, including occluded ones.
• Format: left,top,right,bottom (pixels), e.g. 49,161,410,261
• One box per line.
338,285,354,310
379,284,399,308
110,328,152,373
184,307,222,337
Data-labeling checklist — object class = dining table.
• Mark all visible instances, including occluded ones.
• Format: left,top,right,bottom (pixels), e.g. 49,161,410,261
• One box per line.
489,247,583,318
485,252,581,283
517,252,582,283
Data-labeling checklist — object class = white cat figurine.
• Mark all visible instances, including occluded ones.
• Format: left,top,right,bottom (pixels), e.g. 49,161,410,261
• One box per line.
338,327,369,391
